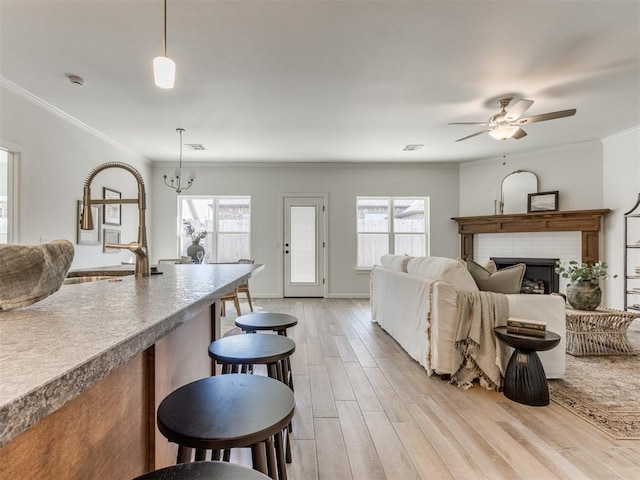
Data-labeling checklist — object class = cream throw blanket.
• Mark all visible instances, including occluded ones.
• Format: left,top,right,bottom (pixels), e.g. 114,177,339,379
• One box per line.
450,291,510,390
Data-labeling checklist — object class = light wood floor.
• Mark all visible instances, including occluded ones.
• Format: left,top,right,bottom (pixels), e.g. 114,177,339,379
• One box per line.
222,298,640,480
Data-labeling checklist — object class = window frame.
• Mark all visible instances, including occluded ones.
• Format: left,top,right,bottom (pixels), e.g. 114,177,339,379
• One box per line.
0,149,18,244
178,195,251,262
356,196,429,269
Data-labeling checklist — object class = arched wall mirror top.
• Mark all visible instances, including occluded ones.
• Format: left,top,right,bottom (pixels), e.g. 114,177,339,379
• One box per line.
500,170,538,214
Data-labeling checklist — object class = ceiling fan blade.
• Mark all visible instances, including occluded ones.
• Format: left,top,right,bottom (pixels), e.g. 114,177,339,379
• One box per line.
517,108,577,125
512,127,527,139
448,121,490,125
455,129,490,142
505,99,534,121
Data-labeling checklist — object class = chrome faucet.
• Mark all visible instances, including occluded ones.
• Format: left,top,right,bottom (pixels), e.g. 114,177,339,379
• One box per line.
80,162,150,277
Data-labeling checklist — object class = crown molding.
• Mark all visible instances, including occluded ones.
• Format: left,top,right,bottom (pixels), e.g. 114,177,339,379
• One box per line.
0,76,147,163
601,125,640,143
150,160,458,169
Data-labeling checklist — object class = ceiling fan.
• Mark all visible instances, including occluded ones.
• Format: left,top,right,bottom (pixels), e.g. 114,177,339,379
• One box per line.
449,98,576,142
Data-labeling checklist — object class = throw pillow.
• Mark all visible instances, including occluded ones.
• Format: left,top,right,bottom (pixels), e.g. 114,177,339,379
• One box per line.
406,256,479,292
467,259,526,294
380,254,410,272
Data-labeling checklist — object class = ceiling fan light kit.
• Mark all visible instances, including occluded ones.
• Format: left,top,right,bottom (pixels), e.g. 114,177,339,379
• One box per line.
450,98,576,142
488,125,520,141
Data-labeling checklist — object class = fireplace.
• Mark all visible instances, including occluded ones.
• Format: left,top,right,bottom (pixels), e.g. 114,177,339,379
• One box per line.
491,257,560,294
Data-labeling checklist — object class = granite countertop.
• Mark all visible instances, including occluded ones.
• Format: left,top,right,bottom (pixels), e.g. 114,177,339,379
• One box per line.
0,263,262,448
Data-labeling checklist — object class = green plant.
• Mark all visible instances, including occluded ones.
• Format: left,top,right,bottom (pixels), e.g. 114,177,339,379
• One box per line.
555,260,617,285
182,219,207,244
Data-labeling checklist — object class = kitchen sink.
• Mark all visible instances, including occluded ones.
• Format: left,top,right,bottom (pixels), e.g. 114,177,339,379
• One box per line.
63,270,134,285
63,276,125,285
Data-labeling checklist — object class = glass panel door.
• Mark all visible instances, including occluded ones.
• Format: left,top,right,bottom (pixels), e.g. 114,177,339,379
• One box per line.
290,206,317,283
284,196,325,297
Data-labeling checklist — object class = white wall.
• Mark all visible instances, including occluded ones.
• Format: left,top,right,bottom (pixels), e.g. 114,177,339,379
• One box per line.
151,163,460,297
603,127,640,309
460,136,640,308
0,86,152,269
459,140,604,216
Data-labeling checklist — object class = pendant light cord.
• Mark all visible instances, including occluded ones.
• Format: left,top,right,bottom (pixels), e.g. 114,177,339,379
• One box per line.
163,0,168,57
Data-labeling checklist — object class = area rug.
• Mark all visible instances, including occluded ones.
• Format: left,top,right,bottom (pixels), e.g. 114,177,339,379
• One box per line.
548,322,640,439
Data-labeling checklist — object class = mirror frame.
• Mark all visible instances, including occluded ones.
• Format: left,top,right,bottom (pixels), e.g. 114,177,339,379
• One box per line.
500,170,538,215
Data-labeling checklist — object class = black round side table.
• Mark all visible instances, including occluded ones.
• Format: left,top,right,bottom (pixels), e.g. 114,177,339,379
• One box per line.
494,326,561,406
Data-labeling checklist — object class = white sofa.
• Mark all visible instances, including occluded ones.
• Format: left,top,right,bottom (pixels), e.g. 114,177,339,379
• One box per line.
370,255,566,379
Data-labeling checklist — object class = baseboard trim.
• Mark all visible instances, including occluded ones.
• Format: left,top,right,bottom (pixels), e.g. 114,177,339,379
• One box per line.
250,294,370,299
325,294,370,299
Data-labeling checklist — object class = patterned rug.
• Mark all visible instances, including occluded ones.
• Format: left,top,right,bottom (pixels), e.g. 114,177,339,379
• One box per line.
548,321,640,439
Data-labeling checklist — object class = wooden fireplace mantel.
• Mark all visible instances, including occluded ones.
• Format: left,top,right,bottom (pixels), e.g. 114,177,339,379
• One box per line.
451,209,610,264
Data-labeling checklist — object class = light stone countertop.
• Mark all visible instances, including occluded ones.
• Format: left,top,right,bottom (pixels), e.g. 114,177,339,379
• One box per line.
0,263,262,448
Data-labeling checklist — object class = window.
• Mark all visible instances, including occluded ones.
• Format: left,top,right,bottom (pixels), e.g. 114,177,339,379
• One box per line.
0,149,12,244
179,196,250,262
356,196,428,268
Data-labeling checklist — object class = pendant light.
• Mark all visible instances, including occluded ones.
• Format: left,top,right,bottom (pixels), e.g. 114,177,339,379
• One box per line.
164,128,195,194
153,0,176,89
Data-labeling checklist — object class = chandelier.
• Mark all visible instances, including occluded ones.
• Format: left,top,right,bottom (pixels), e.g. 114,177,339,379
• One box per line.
163,128,195,194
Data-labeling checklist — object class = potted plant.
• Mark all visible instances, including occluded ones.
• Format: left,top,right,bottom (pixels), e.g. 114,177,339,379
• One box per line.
183,219,207,263
555,260,617,311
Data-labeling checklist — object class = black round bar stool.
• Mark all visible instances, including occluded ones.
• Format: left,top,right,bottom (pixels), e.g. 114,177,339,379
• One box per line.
209,334,296,465
208,334,295,385
235,313,298,392
235,313,298,337
157,374,294,480
133,461,271,479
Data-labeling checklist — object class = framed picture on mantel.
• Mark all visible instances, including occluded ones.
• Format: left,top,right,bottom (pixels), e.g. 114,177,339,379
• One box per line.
528,191,559,213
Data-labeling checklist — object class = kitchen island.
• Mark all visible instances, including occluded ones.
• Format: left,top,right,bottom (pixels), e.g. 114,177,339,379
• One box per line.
0,262,262,479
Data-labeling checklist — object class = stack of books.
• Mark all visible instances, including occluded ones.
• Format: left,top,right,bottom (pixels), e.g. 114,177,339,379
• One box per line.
506,317,547,338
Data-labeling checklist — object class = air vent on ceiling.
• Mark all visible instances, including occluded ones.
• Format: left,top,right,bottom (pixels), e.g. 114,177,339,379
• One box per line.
403,144,423,151
185,144,206,151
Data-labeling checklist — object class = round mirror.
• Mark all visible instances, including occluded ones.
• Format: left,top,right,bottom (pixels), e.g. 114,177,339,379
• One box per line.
500,170,538,214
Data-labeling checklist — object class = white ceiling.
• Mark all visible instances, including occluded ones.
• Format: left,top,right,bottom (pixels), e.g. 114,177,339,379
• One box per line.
1,0,639,164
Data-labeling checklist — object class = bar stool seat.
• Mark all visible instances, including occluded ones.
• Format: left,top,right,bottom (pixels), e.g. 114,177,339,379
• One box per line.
235,313,298,336
133,461,270,479
208,334,295,381
157,374,294,480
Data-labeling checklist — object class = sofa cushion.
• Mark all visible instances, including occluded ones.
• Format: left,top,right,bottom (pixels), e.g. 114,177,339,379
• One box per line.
406,256,479,292
380,254,410,272
467,259,526,294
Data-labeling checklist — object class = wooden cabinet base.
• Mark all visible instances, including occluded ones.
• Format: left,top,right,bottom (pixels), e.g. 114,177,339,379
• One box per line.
0,302,219,479
0,352,150,479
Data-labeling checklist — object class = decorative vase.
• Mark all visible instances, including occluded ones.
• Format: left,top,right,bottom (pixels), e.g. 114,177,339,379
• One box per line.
186,242,205,263
566,280,601,311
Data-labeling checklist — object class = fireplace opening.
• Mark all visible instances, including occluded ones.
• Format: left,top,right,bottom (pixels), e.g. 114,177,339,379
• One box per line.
491,257,560,294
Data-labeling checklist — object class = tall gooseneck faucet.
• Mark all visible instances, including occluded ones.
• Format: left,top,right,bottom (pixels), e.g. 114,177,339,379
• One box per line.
80,162,150,277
